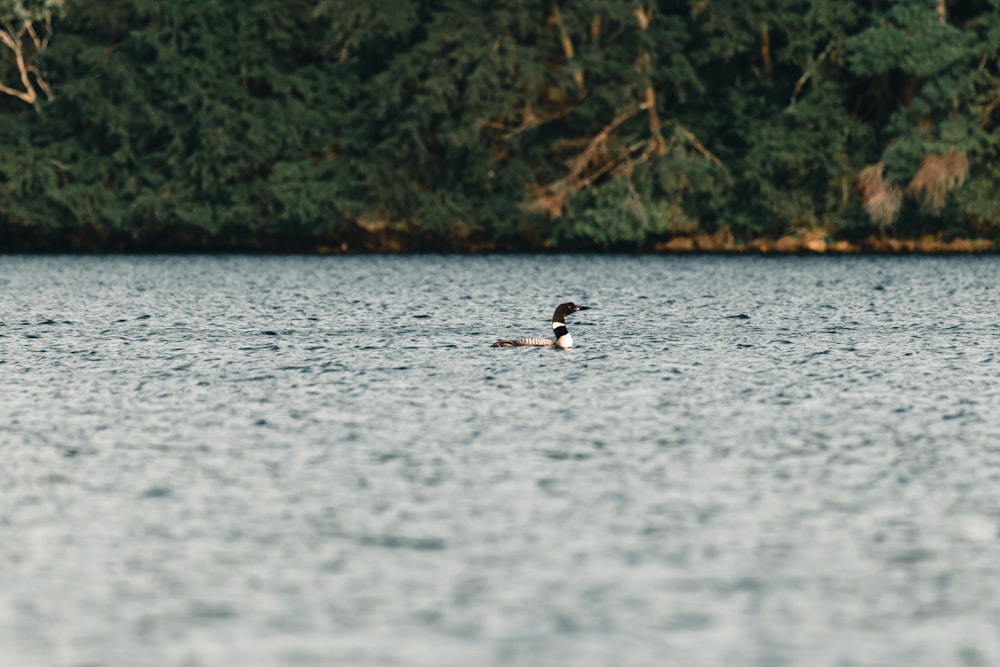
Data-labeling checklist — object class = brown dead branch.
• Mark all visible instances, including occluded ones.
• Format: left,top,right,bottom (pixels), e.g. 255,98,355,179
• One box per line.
906,151,968,212
634,7,651,31
613,138,658,180
550,3,574,59
980,93,1000,128
675,124,722,166
550,2,584,91
857,162,902,227
482,103,572,140
761,22,771,73
589,16,601,40
791,40,833,105
522,0,720,220
24,14,53,50
525,107,642,217
643,86,664,152
525,107,723,218
0,14,55,105
616,118,722,180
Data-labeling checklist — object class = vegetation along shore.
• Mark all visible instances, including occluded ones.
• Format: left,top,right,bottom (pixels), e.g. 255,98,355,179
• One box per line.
3,1,1000,253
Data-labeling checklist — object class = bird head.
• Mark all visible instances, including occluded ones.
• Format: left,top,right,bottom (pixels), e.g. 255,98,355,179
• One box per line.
553,302,591,322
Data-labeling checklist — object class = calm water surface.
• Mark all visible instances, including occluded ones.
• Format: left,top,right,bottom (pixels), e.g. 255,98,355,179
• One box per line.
2,255,999,666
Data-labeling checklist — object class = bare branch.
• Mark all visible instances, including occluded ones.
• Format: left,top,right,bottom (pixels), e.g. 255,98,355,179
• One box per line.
634,7,651,31
40,13,53,49
790,40,834,106
761,22,771,73
550,3,574,59
27,63,52,100
524,107,643,217
524,105,723,218
0,82,34,104
668,121,724,167
482,103,573,140
0,22,19,49
24,18,41,48
550,2,584,91
0,9,57,105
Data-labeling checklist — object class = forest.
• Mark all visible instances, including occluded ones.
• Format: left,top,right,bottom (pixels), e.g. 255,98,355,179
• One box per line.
2,0,1000,252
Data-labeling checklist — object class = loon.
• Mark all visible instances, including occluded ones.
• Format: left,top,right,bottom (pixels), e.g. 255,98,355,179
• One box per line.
491,302,591,349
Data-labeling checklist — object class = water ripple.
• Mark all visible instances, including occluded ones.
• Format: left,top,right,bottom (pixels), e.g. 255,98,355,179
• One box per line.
1,255,999,667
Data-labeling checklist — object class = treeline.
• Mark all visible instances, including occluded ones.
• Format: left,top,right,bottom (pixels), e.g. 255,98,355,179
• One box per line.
2,0,1000,252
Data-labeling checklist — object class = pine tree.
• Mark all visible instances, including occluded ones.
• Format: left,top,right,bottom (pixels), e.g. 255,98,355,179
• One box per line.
3,0,1000,251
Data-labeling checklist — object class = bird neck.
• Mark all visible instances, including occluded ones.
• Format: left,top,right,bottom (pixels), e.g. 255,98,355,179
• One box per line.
552,319,571,348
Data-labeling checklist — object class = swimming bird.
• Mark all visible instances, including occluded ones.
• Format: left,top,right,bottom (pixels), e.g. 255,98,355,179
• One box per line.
491,302,591,349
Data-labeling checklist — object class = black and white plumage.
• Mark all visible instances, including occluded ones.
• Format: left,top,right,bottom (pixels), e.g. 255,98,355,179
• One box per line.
491,302,591,349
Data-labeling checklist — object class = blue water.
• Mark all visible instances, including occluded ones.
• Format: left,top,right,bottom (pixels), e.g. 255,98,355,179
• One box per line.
2,255,999,666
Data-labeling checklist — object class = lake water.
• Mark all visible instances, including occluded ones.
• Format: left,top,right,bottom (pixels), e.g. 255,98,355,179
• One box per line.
2,254,999,666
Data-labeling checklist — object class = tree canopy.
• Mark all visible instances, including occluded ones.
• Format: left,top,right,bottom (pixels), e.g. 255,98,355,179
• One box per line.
3,0,1000,252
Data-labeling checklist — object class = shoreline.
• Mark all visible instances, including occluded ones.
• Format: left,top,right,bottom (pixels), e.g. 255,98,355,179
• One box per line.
2,225,998,255
652,231,997,254
3,236,997,255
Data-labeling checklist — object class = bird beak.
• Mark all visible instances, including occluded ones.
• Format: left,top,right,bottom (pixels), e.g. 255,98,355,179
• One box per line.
575,305,591,311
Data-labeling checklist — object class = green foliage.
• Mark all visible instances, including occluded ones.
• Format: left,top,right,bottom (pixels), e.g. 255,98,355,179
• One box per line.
0,0,63,21
3,0,1000,250
847,4,972,78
